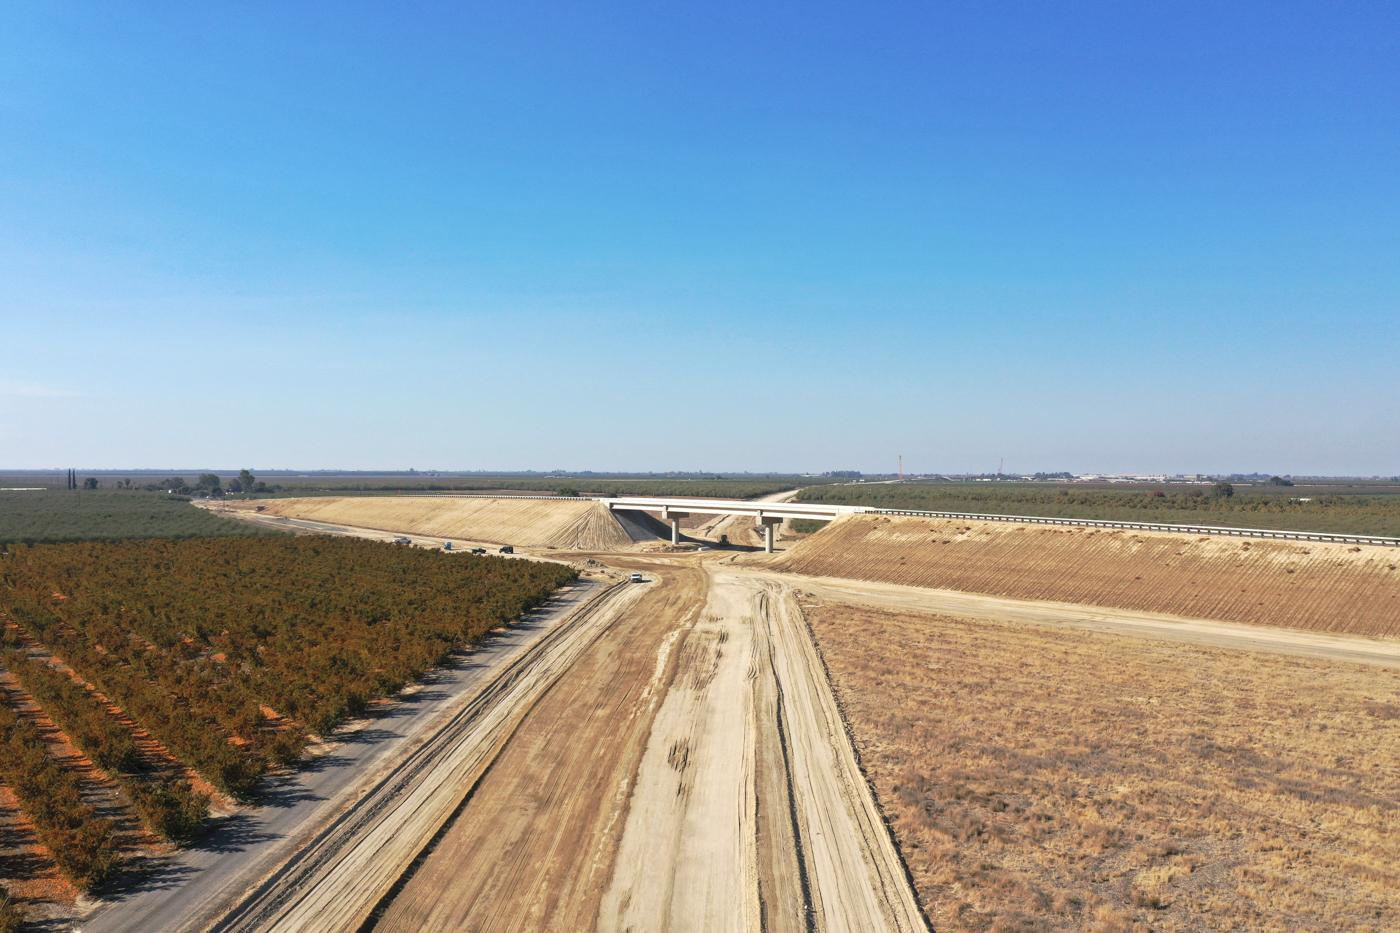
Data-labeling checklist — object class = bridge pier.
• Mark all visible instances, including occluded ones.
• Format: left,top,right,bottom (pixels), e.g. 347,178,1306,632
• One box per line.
661,508,689,547
757,514,782,553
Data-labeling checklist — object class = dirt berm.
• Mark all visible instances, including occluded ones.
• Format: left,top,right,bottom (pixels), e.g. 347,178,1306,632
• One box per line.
251,497,644,550
767,514,1400,637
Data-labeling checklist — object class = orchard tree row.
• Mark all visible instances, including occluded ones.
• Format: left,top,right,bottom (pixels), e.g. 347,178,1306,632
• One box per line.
0,537,574,802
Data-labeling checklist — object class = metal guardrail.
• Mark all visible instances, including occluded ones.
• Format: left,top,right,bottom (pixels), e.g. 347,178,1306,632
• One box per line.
857,508,1400,547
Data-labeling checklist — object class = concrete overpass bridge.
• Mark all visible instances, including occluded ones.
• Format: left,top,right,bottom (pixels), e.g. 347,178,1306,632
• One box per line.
602,495,1400,553
604,496,856,551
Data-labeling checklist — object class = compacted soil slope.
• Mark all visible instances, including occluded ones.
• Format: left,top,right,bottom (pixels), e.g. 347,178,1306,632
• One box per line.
805,598,1400,933
249,497,635,550
774,515,1400,636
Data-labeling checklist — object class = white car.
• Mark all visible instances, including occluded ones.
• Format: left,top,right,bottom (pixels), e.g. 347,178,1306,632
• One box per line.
391,536,411,545
630,572,644,583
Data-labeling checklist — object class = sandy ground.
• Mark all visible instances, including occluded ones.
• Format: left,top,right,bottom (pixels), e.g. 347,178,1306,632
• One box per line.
230,496,635,550
367,563,922,933
78,577,613,933
771,513,1400,637
595,571,923,933
805,599,1400,932
31,496,1400,933
207,579,649,933
742,570,1400,669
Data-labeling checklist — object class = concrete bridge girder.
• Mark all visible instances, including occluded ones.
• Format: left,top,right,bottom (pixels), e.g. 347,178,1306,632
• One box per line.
605,496,854,553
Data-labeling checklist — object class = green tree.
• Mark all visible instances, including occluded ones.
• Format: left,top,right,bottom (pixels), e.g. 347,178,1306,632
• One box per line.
82,477,98,490
197,473,221,489
1212,481,1234,498
238,470,256,493
556,486,580,497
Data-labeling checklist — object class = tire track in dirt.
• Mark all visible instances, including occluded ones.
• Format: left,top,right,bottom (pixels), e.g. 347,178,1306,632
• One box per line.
208,579,647,933
368,564,708,933
599,570,926,933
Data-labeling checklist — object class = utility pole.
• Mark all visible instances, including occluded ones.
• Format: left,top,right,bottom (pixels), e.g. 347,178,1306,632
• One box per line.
899,455,903,483
998,458,1004,476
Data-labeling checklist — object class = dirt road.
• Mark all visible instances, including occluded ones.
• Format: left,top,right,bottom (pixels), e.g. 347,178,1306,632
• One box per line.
207,578,650,933
748,569,1400,669
153,501,1400,933
80,577,611,933
365,565,924,933
597,571,925,933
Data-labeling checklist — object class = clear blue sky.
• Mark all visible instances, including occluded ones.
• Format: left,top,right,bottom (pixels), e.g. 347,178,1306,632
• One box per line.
2,2,1396,475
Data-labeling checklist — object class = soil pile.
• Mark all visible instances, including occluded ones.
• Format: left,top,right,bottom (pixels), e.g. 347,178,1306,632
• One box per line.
255,497,635,550
771,514,1400,636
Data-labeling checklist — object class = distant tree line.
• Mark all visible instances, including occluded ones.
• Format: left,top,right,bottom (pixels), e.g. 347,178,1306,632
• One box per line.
0,488,278,546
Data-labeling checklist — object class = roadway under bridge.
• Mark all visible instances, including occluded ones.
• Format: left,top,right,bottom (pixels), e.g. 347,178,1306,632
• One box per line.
605,497,856,552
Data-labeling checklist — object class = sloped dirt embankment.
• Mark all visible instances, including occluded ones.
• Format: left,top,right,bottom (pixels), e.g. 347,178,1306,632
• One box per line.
769,514,1400,637
251,497,636,550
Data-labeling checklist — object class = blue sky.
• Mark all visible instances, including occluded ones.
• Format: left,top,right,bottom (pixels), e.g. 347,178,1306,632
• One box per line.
2,2,1396,474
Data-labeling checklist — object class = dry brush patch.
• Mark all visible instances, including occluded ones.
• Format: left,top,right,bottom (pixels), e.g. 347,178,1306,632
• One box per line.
804,600,1400,933
777,515,1400,637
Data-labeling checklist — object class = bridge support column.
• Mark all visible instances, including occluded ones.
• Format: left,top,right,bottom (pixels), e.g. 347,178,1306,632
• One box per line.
757,514,782,553
661,508,689,547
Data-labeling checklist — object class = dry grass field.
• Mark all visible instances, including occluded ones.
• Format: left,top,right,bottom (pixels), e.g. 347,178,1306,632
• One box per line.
243,496,635,549
777,515,1400,637
804,600,1400,933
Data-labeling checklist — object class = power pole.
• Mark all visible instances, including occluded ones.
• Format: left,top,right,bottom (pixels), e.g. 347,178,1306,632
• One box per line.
899,455,903,483
998,458,1004,476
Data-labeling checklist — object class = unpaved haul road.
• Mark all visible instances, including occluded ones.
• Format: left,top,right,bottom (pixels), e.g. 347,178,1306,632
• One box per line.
80,577,614,933
204,555,926,933
365,564,924,933
752,570,1400,669
597,571,925,933
205,578,650,933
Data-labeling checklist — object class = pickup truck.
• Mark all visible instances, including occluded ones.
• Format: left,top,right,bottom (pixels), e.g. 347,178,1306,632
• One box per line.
630,572,644,583
470,547,487,555
391,536,412,545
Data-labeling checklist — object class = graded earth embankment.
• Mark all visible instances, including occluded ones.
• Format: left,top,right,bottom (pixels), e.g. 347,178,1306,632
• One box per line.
770,514,1400,637
252,497,635,549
